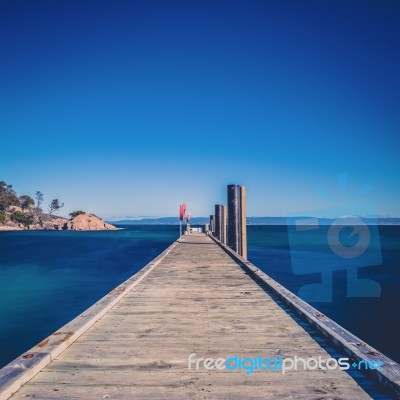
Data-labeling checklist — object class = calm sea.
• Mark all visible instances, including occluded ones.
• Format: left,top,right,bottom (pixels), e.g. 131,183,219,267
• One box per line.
0,226,178,368
0,225,399,370
247,225,400,365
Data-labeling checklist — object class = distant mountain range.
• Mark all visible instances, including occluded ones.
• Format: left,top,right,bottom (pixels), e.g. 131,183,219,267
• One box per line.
109,217,400,225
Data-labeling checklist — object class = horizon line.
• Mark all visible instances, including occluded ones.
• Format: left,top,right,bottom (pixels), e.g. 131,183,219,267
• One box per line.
105,215,400,221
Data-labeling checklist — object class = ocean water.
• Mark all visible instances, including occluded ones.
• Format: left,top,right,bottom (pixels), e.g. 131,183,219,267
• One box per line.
247,225,400,364
0,226,178,368
0,224,399,372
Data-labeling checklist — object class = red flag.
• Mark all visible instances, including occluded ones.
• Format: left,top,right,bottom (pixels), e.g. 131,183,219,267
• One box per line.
179,204,187,221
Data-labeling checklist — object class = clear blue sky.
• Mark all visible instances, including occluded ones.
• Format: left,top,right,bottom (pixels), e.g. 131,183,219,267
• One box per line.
1,0,399,218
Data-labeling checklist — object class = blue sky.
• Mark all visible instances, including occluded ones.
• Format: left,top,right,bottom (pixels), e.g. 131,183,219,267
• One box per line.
1,0,399,218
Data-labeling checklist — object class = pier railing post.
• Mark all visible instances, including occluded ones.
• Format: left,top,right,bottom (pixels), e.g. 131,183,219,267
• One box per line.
227,184,247,258
215,204,223,242
241,186,247,258
210,215,215,235
221,205,227,245
227,185,241,254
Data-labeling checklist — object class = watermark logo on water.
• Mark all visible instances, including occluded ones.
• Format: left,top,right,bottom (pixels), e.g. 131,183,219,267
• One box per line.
287,174,382,302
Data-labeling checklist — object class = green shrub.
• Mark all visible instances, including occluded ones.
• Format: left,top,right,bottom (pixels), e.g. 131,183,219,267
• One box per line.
11,211,34,229
0,210,6,225
69,210,85,219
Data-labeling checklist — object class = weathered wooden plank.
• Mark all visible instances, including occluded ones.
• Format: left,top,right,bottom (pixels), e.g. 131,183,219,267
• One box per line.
10,385,370,400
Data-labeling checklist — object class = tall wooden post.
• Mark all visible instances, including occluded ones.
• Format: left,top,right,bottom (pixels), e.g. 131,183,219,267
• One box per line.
240,186,247,259
227,184,241,253
221,205,227,245
215,204,223,242
227,184,247,258
210,215,215,234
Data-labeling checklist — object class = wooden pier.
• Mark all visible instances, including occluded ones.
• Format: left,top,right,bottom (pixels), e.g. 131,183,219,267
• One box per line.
1,233,399,399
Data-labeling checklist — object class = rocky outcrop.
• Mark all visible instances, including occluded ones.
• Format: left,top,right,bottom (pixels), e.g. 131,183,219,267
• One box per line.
0,212,117,231
47,217,69,230
8,205,23,213
65,213,117,231
0,215,68,231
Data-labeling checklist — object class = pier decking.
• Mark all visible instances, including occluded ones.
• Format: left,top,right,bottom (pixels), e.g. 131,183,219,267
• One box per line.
2,233,379,399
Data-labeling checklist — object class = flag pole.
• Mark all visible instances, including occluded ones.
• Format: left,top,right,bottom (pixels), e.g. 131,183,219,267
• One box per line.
179,204,187,241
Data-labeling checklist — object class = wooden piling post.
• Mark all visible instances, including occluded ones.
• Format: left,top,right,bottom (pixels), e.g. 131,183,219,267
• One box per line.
227,184,241,253
209,215,215,234
227,184,247,258
215,204,223,242
221,205,227,245
240,186,247,259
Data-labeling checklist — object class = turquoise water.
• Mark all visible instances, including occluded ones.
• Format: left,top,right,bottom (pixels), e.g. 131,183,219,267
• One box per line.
0,224,399,373
247,225,400,364
0,226,178,368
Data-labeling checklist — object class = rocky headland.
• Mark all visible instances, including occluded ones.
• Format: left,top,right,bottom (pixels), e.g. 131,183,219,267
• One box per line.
0,211,117,231
0,180,117,231
66,213,117,231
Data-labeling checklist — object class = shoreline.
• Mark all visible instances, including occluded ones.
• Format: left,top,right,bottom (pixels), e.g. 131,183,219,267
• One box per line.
0,226,23,231
0,212,118,231
0,226,125,232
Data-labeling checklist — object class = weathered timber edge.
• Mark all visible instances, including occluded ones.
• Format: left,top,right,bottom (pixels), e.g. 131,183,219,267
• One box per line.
0,240,178,400
208,233,400,398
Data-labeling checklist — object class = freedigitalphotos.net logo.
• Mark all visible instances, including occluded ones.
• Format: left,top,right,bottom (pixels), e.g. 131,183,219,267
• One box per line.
187,353,384,376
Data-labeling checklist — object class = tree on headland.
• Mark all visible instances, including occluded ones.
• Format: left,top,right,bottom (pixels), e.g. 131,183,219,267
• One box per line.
48,199,64,216
69,210,85,219
19,195,35,211
34,191,44,226
35,191,44,210
0,181,20,211
11,211,34,229
0,181,69,229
